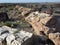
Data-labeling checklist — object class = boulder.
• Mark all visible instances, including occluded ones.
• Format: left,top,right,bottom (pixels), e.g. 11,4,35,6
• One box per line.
0,26,34,45
0,32,9,45
2,26,18,33
0,27,9,35
0,37,3,45
6,34,15,45
21,8,31,17
49,33,60,45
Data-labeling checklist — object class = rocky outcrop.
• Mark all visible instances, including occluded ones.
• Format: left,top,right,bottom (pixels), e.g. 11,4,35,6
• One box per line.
25,12,60,45
25,12,56,35
49,33,60,45
0,26,33,45
6,30,33,45
0,26,56,45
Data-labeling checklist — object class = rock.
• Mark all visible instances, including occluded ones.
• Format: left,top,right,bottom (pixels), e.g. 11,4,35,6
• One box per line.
0,26,10,45
25,12,58,45
40,16,52,25
0,27,5,35
6,34,15,45
0,26,33,45
0,32,9,45
0,26,19,45
0,27,9,35
38,13,50,19
25,12,56,35
49,33,60,45
0,33,8,40
11,40,21,45
14,31,33,45
0,37,3,45
15,5,20,9
0,26,18,35
21,8,31,16
6,30,33,45
2,26,18,33
33,11,39,16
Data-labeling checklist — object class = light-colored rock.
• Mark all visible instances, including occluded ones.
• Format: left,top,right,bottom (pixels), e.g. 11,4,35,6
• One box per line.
38,13,50,19
6,34,15,45
21,8,31,16
0,26,33,45
0,26,17,34
0,27,9,35
25,12,55,35
11,40,21,45
49,33,60,45
0,33,8,45
1,33,8,40
2,26,18,33
6,30,33,45
0,37,3,45
40,16,52,25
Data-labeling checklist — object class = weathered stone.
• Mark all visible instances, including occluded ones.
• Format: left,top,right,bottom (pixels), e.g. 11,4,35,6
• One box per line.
25,12,59,45
0,33,8,45
6,30,33,45
21,8,31,16
6,34,15,45
49,33,60,45
0,27,9,35
11,40,21,45
25,12,56,35
0,37,3,45
2,26,18,33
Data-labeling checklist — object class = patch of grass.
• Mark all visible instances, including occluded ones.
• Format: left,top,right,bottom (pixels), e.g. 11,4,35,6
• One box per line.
0,21,20,28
